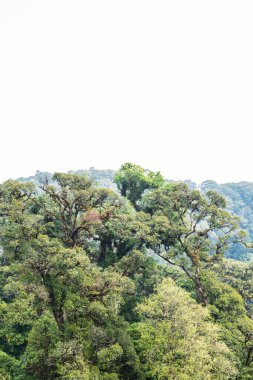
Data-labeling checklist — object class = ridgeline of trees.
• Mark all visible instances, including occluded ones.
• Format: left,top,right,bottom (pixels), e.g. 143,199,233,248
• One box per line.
0,163,252,379
18,169,253,261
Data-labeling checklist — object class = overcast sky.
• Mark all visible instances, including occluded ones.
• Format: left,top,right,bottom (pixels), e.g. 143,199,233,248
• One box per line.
1,1,253,184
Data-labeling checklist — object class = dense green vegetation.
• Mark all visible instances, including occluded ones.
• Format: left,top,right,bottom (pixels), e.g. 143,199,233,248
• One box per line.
200,180,253,260
0,163,252,379
19,169,253,261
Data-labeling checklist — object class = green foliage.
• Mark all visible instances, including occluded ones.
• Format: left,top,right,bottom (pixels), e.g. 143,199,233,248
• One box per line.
114,163,164,209
213,259,253,315
97,343,123,372
0,164,252,379
201,180,253,260
131,279,238,380
0,350,26,379
140,181,245,305
24,312,60,379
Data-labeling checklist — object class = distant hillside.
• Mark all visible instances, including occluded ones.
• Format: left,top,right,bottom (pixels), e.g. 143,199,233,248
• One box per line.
200,180,253,259
17,168,118,192
17,170,253,260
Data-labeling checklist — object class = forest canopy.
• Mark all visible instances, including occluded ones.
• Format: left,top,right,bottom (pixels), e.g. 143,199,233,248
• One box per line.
0,163,253,379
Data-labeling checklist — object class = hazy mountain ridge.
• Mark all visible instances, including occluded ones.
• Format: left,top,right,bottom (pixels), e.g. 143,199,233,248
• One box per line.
17,168,116,190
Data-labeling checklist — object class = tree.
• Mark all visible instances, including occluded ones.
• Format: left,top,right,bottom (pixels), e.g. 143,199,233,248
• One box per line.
37,172,116,248
130,278,238,380
141,182,247,305
212,259,253,315
114,163,164,210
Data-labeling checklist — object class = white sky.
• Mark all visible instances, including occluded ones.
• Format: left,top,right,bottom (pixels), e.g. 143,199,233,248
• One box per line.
1,1,253,184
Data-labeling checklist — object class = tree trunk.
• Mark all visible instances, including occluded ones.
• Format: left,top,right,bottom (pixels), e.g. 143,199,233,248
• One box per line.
195,275,208,306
